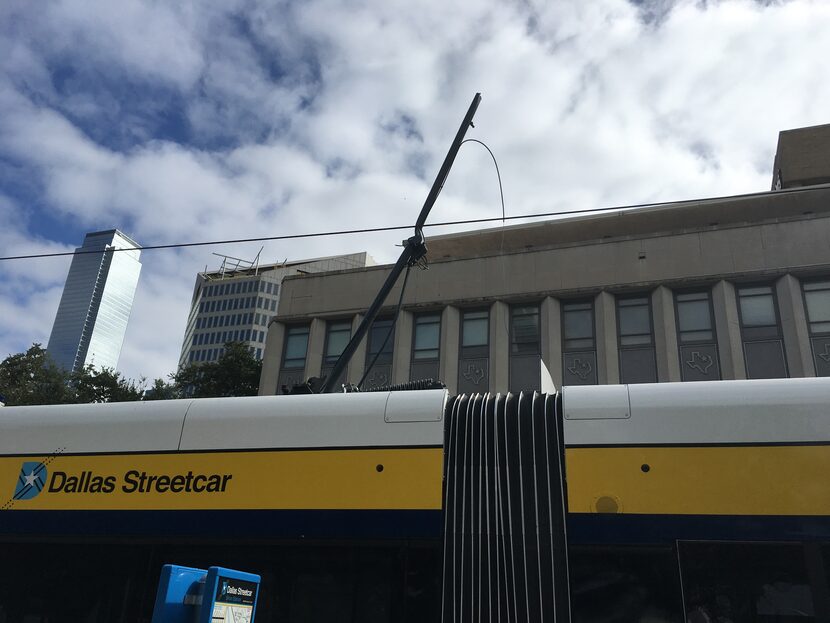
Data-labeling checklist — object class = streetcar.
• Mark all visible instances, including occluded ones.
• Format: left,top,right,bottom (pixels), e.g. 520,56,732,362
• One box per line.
1,377,829,622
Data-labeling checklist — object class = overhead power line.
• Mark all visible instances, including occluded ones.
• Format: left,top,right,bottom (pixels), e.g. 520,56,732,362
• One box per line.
1,183,827,262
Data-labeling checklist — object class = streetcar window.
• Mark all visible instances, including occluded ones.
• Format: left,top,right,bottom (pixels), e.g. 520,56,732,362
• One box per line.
562,300,598,386
0,542,151,623
617,295,658,384
569,545,682,622
802,279,830,376
679,542,821,621
737,284,788,379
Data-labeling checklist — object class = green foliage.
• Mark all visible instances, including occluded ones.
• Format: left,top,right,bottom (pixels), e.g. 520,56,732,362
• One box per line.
0,344,74,405
143,378,181,401
70,365,145,403
173,341,262,398
0,344,144,406
0,341,262,406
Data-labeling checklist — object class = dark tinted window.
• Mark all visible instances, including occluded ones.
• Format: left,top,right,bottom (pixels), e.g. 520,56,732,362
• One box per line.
569,546,682,622
680,541,819,622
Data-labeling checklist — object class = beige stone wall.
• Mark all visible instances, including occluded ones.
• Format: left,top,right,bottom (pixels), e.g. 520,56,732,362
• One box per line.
260,198,830,394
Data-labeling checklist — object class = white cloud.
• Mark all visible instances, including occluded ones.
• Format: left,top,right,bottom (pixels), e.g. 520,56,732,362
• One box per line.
1,0,830,382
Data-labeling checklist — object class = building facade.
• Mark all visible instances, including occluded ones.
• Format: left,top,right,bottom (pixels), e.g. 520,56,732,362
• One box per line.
47,229,142,372
179,253,373,368
259,124,830,395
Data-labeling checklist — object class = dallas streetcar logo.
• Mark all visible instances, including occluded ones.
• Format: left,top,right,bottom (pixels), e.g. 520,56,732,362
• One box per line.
14,462,48,500
11,465,233,498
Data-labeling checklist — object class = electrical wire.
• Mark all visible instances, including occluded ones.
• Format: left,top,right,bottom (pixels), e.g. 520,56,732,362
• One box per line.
357,263,411,390
461,138,505,223
2,183,828,262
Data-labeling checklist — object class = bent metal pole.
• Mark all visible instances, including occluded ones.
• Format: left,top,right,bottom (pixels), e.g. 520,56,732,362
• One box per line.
319,93,482,394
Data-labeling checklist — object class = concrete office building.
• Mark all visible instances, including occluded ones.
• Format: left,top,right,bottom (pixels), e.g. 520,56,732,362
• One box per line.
179,253,373,368
259,123,830,395
47,229,142,373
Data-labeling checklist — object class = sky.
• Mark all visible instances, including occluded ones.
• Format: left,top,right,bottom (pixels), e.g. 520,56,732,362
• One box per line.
1,0,829,385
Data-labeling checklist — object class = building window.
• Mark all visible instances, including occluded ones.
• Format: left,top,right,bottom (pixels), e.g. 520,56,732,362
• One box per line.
675,290,721,381
459,309,490,394
803,279,830,376
562,300,597,385
737,284,788,379
325,320,353,366
411,313,441,382
363,318,394,390
617,295,657,384
321,320,352,391
510,304,540,392
413,314,440,360
278,325,310,394
282,325,309,369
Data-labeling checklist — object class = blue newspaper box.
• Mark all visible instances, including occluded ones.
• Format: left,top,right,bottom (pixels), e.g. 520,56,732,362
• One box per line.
151,564,260,623
199,566,260,623
150,565,206,622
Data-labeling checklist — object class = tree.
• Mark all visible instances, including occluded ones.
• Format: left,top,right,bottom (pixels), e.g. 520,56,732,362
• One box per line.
0,344,74,405
143,378,180,401
0,344,144,406
173,341,262,398
70,365,144,403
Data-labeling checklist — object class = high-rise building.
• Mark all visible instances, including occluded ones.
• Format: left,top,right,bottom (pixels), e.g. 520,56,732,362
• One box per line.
47,229,142,372
179,252,373,368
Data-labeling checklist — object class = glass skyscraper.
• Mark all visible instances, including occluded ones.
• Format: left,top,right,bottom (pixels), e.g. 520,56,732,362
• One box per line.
47,229,142,372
